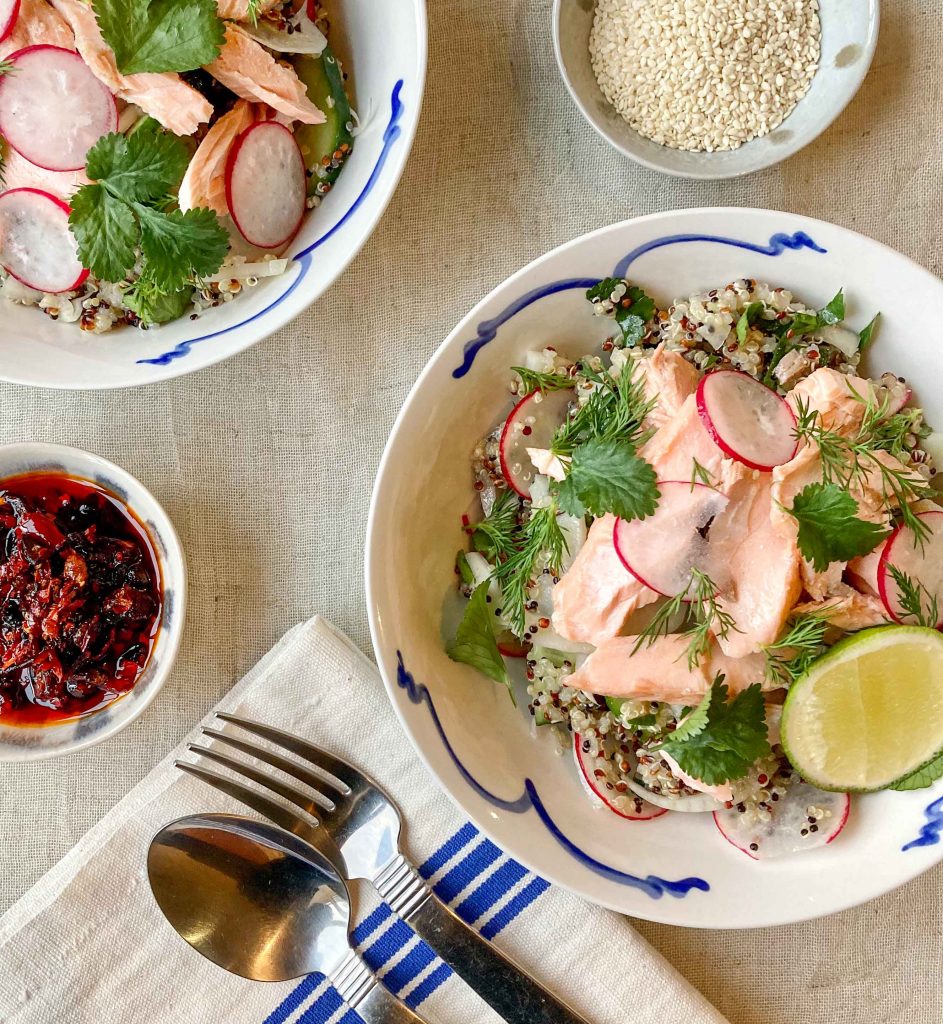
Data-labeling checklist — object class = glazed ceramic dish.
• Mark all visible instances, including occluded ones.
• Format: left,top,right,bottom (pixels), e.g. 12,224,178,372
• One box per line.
552,0,879,179
366,208,943,928
0,443,186,761
0,0,427,390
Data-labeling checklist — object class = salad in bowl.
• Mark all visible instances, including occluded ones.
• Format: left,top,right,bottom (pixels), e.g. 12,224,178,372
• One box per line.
367,209,943,927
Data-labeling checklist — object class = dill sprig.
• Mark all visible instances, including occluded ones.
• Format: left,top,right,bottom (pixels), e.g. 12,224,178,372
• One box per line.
550,360,655,459
690,457,715,489
793,390,933,544
511,366,573,394
886,565,940,629
470,487,520,561
763,614,829,685
492,502,567,636
246,0,263,24
633,569,739,670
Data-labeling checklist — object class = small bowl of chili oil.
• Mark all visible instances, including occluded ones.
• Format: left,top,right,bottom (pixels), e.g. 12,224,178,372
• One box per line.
0,443,185,761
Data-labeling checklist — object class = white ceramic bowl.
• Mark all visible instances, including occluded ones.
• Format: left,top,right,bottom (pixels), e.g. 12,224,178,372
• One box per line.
0,0,427,390
553,0,879,179
0,443,186,761
367,208,943,928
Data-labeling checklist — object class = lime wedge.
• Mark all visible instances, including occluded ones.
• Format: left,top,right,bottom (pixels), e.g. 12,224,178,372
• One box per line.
781,626,943,792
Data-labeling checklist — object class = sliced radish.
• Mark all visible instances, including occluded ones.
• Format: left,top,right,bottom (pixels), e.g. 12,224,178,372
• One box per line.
0,188,87,293
496,630,529,658
0,46,117,172
696,369,798,471
499,388,573,498
574,735,667,820
0,0,20,43
877,373,912,417
877,510,943,627
225,121,306,250
713,781,850,859
613,480,728,598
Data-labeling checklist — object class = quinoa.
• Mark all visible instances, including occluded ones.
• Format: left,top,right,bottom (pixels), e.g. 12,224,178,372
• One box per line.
590,0,821,153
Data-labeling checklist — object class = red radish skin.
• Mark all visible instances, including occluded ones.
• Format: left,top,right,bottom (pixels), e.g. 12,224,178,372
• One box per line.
696,369,798,472
613,480,728,598
0,46,117,172
0,0,20,43
496,634,529,658
498,387,573,499
574,736,667,821
877,510,943,628
0,188,88,293
225,121,306,250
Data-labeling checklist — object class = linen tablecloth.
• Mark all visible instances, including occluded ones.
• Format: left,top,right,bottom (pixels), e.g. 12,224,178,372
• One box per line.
1,2,942,1022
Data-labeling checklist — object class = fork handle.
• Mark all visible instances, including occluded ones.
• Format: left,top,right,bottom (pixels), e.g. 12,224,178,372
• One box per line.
377,857,589,1024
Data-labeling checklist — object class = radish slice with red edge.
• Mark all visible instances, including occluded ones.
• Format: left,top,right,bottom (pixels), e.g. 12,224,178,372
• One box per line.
0,188,87,293
0,0,20,43
574,735,667,820
696,369,798,471
225,121,306,250
499,387,573,498
613,480,728,598
495,630,529,658
713,780,850,859
877,509,943,627
0,46,117,172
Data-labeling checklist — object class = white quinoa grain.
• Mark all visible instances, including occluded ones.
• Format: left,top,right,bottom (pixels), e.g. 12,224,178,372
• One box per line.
590,0,820,152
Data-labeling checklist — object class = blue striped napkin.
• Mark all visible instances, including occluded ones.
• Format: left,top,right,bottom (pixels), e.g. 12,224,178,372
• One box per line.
0,617,729,1024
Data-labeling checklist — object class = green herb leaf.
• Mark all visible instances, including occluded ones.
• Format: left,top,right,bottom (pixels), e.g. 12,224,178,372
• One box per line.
818,289,845,327
786,482,891,572
763,613,829,685
455,550,475,586
585,279,656,347
135,205,230,292
124,281,192,324
619,314,647,347
447,583,510,694
93,0,225,74
471,487,521,561
511,366,573,393
654,679,771,786
889,750,943,791
858,313,880,350
68,184,139,284
886,564,940,629
736,301,764,343
586,277,622,303
623,713,659,730
85,122,189,203
558,438,659,521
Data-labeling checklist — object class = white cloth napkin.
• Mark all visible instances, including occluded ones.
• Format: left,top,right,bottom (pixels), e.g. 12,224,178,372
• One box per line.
0,617,729,1024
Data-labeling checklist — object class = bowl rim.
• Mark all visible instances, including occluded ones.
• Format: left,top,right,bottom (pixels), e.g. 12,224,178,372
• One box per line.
550,0,881,180
365,206,943,928
0,441,188,761
0,1,430,392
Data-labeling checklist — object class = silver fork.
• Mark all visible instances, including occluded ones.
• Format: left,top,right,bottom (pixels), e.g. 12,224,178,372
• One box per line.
177,713,590,1024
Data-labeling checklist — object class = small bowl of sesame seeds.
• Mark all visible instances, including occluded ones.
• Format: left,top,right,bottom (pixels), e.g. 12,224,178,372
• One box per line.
553,0,879,179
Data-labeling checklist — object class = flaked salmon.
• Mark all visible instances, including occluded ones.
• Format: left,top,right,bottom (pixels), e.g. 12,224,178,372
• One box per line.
793,585,890,631
567,633,769,704
551,514,658,645
179,100,256,215
786,367,877,438
48,0,212,136
618,344,699,431
206,24,324,125
216,0,280,18
1,0,74,56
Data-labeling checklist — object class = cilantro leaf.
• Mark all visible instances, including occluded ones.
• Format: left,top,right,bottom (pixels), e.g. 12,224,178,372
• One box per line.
447,583,511,695
654,679,771,786
858,313,880,351
86,123,189,203
135,205,229,291
623,713,659,730
93,0,225,75
889,750,943,791
818,289,845,326
68,185,139,283
556,438,659,521
585,279,656,346
786,483,890,572
736,301,764,343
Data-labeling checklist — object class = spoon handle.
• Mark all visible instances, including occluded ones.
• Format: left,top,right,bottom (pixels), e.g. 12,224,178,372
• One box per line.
353,981,432,1024
375,854,591,1024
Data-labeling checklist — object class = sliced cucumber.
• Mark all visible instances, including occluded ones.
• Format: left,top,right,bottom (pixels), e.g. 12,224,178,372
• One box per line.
293,47,353,197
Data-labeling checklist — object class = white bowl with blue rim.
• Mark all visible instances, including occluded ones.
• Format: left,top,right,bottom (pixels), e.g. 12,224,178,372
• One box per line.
552,0,879,179
366,207,943,927
0,0,427,390
0,443,186,761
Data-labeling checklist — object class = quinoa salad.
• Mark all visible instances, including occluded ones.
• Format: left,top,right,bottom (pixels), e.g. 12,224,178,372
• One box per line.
447,275,943,859
0,0,354,333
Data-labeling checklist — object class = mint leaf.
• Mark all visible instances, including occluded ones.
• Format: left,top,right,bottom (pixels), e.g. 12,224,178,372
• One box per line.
818,289,845,326
889,751,943,791
93,0,224,74
858,313,880,351
68,185,138,283
136,205,229,291
558,438,659,521
447,583,510,694
655,679,770,786
736,301,764,343
786,482,890,572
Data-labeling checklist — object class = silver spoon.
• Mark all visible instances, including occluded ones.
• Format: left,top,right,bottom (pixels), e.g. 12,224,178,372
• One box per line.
147,813,430,1023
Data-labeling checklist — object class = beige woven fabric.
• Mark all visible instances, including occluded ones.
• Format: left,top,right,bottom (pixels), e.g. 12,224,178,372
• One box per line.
0,2,941,1022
